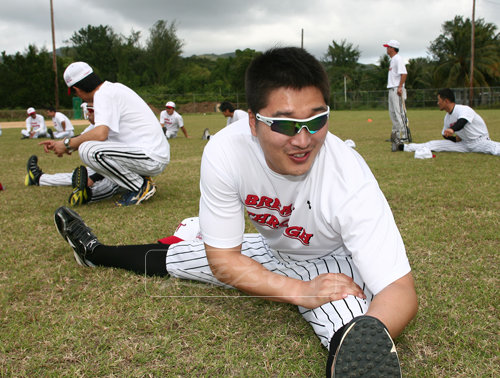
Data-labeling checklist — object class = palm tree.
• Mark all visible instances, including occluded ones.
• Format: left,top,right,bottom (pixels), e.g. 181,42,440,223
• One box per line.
429,16,500,88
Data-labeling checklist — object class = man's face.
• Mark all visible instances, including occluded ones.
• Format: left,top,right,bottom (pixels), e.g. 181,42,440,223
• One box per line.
437,95,447,111
222,109,231,117
29,113,36,119
47,110,55,118
73,87,93,103
166,107,174,115
249,86,328,176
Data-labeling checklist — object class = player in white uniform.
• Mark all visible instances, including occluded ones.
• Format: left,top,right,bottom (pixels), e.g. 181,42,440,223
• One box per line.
40,62,170,206
46,107,75,139
395,88,500,156
159,101,190,139
25,103,121,202
54,48,417,376
384,40,412,147
219,101,249,126
21,107,49,139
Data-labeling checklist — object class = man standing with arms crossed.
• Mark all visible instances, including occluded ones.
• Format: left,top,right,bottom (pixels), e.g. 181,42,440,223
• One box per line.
384,40,412,150
55,48,417,375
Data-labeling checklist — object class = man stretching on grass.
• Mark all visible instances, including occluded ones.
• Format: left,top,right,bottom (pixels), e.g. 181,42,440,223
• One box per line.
394,88,499,156
55,47,418,377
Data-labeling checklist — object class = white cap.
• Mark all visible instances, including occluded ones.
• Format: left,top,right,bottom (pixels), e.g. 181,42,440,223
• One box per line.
343,139,356,149
383,40,400,49
80,102,88,110
414,147,433,159
165,101,176,108
27,107,36,114
63,62,93,87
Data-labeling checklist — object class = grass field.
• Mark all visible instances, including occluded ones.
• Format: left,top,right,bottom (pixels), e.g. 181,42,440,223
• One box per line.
0,109,498,376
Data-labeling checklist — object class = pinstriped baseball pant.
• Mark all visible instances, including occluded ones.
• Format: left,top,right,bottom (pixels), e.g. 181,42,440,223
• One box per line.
388,87,408,138
166,234,373,349
79,141,167,192
404,137,500,155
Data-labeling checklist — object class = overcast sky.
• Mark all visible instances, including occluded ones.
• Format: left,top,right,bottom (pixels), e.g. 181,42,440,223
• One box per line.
1,0,499,64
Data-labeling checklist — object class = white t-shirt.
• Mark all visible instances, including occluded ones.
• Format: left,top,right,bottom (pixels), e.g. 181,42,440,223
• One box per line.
160,110,184,135
199,119,411,295
52,112,74,132
93,81,170,164
26,114,47,134
442,104,489,142
226,109,249,126
387,54,407,88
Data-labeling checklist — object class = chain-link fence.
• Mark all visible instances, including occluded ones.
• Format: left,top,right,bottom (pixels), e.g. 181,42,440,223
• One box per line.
331,86,500,110
143,86,500,114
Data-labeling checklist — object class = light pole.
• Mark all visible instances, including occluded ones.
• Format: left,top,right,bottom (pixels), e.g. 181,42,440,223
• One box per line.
50,0,59,108
469,0,476,106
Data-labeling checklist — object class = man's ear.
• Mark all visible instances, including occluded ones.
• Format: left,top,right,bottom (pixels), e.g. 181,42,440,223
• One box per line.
249,111,257,137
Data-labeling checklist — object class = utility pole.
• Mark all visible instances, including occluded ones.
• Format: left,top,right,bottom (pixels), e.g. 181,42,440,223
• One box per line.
301,29,304,49
469,0,476,106
50,0,59,108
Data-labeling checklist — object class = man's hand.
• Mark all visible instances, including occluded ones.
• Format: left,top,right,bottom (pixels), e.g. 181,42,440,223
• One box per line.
443,127,455,137
38,140,71,157
296,273,366,309
397,87,403,96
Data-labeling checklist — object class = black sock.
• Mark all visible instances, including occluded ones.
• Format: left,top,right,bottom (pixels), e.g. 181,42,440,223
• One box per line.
325,323,348,377
88,243,169,276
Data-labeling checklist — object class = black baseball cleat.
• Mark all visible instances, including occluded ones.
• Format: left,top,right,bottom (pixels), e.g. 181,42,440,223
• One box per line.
47,128,54,139
54,206,84,241
54,206,100,267
25,155,43,186
327,316,401,377
68,166,92,206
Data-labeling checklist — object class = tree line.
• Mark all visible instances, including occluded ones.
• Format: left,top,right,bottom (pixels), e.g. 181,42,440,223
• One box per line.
0,16,498,110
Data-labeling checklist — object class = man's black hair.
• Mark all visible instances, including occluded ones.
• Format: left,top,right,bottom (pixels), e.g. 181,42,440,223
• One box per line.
245,47,330,114
219,101,235,112
72,72,103,93
437,88,455,103
47,106,56,112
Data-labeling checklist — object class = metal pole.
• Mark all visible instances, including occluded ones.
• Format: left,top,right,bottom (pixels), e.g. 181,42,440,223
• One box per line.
301,29,304,49
469,0,476,106
50,0,59,108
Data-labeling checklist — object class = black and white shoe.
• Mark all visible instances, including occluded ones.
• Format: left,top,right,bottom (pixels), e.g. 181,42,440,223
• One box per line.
328,316,401,377
54,206,100,267
391,132,401,152
202,128,211,140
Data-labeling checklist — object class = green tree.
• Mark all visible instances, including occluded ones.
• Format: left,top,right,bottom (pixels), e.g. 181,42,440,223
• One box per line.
0,45,55,108
429,16,500,87
146,20,183,85
323,39,361,92
405,57,436,89
67,25,120,81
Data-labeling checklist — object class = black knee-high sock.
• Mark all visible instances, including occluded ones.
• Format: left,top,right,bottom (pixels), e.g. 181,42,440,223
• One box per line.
87,243,169,276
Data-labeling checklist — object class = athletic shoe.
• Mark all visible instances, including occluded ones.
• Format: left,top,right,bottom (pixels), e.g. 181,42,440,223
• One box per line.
391,132,401,152
115,177,157,207
25,155,43,186
47,128,54,139
68,166,92,206
54,206,100,267
329,316,401,377
54,206,84,241
202,128,211,140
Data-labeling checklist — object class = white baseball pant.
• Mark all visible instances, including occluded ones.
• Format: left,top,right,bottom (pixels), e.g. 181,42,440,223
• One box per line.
78,141,167,192
166,234,372,350
404,136,500,155
388,87,409,139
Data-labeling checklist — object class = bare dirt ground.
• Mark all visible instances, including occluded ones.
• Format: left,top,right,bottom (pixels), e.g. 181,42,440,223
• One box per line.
1,120,90,129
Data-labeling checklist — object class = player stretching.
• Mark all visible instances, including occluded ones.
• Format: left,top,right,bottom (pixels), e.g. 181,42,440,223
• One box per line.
55,47,417,376
394,88,500,156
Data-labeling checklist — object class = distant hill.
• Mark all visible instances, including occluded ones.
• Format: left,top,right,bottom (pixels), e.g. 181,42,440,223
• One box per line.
185,52,236,61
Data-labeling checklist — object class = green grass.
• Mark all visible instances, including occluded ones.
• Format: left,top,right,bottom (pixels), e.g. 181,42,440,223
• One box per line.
0,109,498,376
